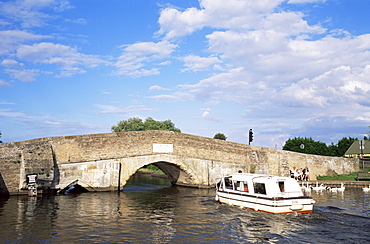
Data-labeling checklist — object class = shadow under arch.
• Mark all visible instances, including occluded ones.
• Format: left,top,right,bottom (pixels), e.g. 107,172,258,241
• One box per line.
124,160,198,189
152,161,195,187
58,179,95,194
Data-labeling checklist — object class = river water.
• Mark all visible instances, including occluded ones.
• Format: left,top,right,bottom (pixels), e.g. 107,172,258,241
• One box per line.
1,173,370,243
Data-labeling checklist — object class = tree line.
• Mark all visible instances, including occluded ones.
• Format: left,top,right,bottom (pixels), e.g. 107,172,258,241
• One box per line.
282,136,367,157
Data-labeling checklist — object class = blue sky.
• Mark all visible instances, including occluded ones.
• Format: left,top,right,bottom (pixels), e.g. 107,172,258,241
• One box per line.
1,0,370,149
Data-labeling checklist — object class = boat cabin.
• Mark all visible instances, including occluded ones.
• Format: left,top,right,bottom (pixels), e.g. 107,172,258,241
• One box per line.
218,173,304,198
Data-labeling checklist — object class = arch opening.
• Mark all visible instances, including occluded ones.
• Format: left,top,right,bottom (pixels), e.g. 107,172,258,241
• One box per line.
122,161,198,191
63,184,89,194
58,179,94,194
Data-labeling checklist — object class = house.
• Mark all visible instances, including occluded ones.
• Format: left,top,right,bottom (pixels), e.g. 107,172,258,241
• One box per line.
345,140,370,158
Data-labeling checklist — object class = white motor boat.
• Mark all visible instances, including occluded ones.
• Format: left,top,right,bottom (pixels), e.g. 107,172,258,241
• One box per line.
215,173,315,214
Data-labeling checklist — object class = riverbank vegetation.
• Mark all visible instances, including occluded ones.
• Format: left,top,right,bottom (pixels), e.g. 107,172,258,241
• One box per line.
139,164,165,175
317,168,370,181
317,173,358,181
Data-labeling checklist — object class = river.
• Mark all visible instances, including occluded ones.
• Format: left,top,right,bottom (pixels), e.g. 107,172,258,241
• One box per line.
0,173,369,243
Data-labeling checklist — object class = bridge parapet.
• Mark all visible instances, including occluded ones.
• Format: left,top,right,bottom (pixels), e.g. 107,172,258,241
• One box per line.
0,130,359,195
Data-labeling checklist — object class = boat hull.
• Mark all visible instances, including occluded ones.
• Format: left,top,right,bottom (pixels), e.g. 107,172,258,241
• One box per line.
216,190,314,214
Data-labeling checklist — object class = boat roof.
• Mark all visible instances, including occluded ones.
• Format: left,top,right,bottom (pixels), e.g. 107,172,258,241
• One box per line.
226,173,291,181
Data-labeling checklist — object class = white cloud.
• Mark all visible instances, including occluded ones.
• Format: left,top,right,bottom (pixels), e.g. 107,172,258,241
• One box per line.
0,30,47,55
1,59,23,67
16,42,107,77
114,41,177,77
157,7,206,40
0,0,72,28
0,108,24,117
180,55,222,72
281,65,370,108
157,0,321,40
5,68,40,82
0,101,15,105
154,1,370,111
288,0,326,3
16,117,102,137
149,85,170,91
148,92,195,102
178,67,270,104
0,79,13,87
92,104,158,114
201,108,220,122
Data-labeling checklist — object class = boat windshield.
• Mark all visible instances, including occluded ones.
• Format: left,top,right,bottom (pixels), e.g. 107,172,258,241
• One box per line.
225,177,233,190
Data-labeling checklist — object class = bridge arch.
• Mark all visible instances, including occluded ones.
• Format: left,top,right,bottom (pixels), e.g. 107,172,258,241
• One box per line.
119,154,202,190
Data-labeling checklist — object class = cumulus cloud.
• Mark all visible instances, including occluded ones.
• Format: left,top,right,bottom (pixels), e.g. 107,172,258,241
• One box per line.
180,55,222,72
157,0,323,40
157,0,282,40
0,0,73,28
151,0,370,145
15,42,107,77
201,108,220,122
179,67,270,104
0,30,47,56
114,41,177,77
159,2,370,109
1,59,23,67
281,65,370,108
5,68,40,82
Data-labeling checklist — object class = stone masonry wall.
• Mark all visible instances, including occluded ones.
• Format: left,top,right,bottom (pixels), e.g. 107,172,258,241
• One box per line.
0,144,22,195
0,139,54,195
0,130,359,195
49,130,358,178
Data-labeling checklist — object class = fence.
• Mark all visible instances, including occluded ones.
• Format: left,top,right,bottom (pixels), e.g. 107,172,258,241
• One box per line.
360,159,370,169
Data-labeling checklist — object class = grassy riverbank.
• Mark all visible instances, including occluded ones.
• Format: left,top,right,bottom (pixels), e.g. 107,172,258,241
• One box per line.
317,168,370,181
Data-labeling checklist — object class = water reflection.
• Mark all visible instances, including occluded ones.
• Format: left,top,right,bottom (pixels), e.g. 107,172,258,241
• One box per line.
1,174,370,243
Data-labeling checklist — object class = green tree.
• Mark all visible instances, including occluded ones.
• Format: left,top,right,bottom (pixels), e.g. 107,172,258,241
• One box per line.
327,137,357,157
283,136,358,157
0,131,2,143
213,133,227,140
282,137,330,156
111,117,181,132
336,137,356,156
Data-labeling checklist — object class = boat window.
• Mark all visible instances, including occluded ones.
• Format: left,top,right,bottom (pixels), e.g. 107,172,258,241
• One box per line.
234,181,241,191
225,178,233,189
278,181,285,192
254,182,266,195
243,182,249,192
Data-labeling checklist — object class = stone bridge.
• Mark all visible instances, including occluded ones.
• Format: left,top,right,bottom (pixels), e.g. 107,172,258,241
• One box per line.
0,130,359,195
